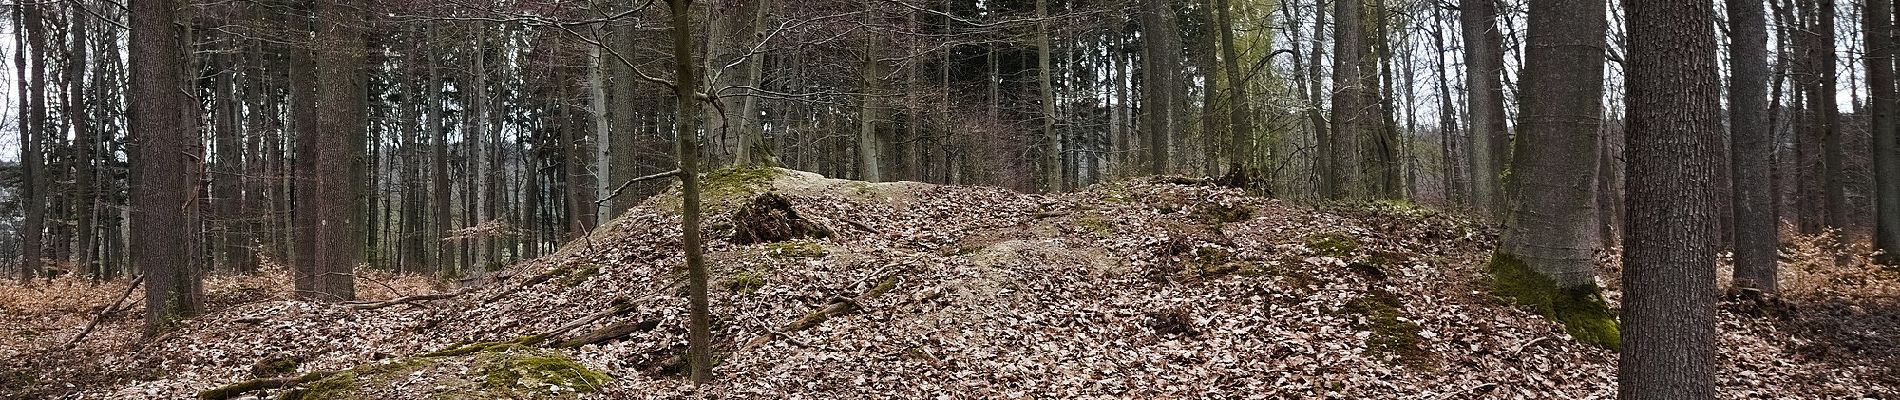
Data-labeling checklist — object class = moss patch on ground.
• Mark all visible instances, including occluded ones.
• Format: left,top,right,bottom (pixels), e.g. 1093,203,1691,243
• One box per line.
1341,289,1430,367
1305,232,1360,257
1487,252,1622,351
478,348,611,396
727,271,767,294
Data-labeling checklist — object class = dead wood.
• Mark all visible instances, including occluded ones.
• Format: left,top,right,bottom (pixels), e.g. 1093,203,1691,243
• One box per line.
62,274,144,350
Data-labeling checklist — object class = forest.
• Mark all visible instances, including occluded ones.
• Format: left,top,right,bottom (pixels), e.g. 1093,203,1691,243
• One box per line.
0,0,1896,398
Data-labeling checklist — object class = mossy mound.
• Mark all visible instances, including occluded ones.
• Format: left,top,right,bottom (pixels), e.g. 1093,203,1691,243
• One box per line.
1487,252,1621,351
727,271,768,294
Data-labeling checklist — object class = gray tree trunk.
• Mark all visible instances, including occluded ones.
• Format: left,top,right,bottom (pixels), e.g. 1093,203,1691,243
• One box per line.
663,0,712,383
1461,0,1509,217
1731,0,1778,287
1500,0,1608,288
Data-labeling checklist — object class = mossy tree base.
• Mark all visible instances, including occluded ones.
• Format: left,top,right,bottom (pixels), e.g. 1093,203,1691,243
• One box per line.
1487,252,1622,351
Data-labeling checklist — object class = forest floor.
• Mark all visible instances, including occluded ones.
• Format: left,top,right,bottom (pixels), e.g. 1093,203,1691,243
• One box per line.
2,167,1897,399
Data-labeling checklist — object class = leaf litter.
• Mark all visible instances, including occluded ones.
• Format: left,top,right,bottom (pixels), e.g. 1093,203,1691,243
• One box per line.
0,168,1894,399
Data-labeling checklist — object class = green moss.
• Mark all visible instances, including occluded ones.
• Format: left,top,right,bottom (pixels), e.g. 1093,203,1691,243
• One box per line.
1487,252,1622,351
255,357,301,376
478,349,610,395
294,371,358,400
868,274,901,296
557,265,600,287
764,240,828,258
1078,217,1115,236
727,271,767,294
845,181,881,198
1341,290,1429,366
1305,232,1360,257
702,166,782,202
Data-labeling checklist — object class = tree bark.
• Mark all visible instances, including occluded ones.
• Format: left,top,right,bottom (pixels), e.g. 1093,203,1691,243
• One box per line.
302,0,367,301
1140,0,1178,176
665,0,713,384
17,2,46,285
1730,0,1777,287
132,0,203,333
1870,0,1900,265
1331,0,1364,200
1500,0,1608,287
1618,0,1721,396
1461,0,1510,217
1217,0,1254,182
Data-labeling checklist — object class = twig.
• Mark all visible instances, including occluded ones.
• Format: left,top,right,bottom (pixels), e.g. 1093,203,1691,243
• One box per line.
63,274,144,350
596,169,682,205
1509,336,1551,355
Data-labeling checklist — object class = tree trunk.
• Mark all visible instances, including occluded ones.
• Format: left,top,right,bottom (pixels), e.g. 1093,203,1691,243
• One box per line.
1461,0,1510,217
663,0,712,383
1819,0,1847,231
1217,0,1254,183
132,0,203,333
1870,0,1900,265
857,12,883,183
1331,0,1365,199
289,2,320,294
1431,7,1465,206
67,1,100,277
303,0,367,301
1618,0,1721,396
1140,0,1178,176
1492,0,1615,348
18,2,46,285
1038,0,1061,192
1731,0,1778,286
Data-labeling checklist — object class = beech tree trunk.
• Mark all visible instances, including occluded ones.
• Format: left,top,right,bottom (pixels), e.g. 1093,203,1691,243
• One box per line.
1461,0,1509,217
1499,0,1608,287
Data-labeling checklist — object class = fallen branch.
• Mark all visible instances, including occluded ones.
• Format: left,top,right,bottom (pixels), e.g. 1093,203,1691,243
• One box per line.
63,274,145,350
556,319,660,348
344,288,471,310
197,371,339,400
653,267,912,373
597,169,681,205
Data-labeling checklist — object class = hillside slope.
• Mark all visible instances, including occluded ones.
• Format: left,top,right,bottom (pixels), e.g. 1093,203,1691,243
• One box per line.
4,168,1895,399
